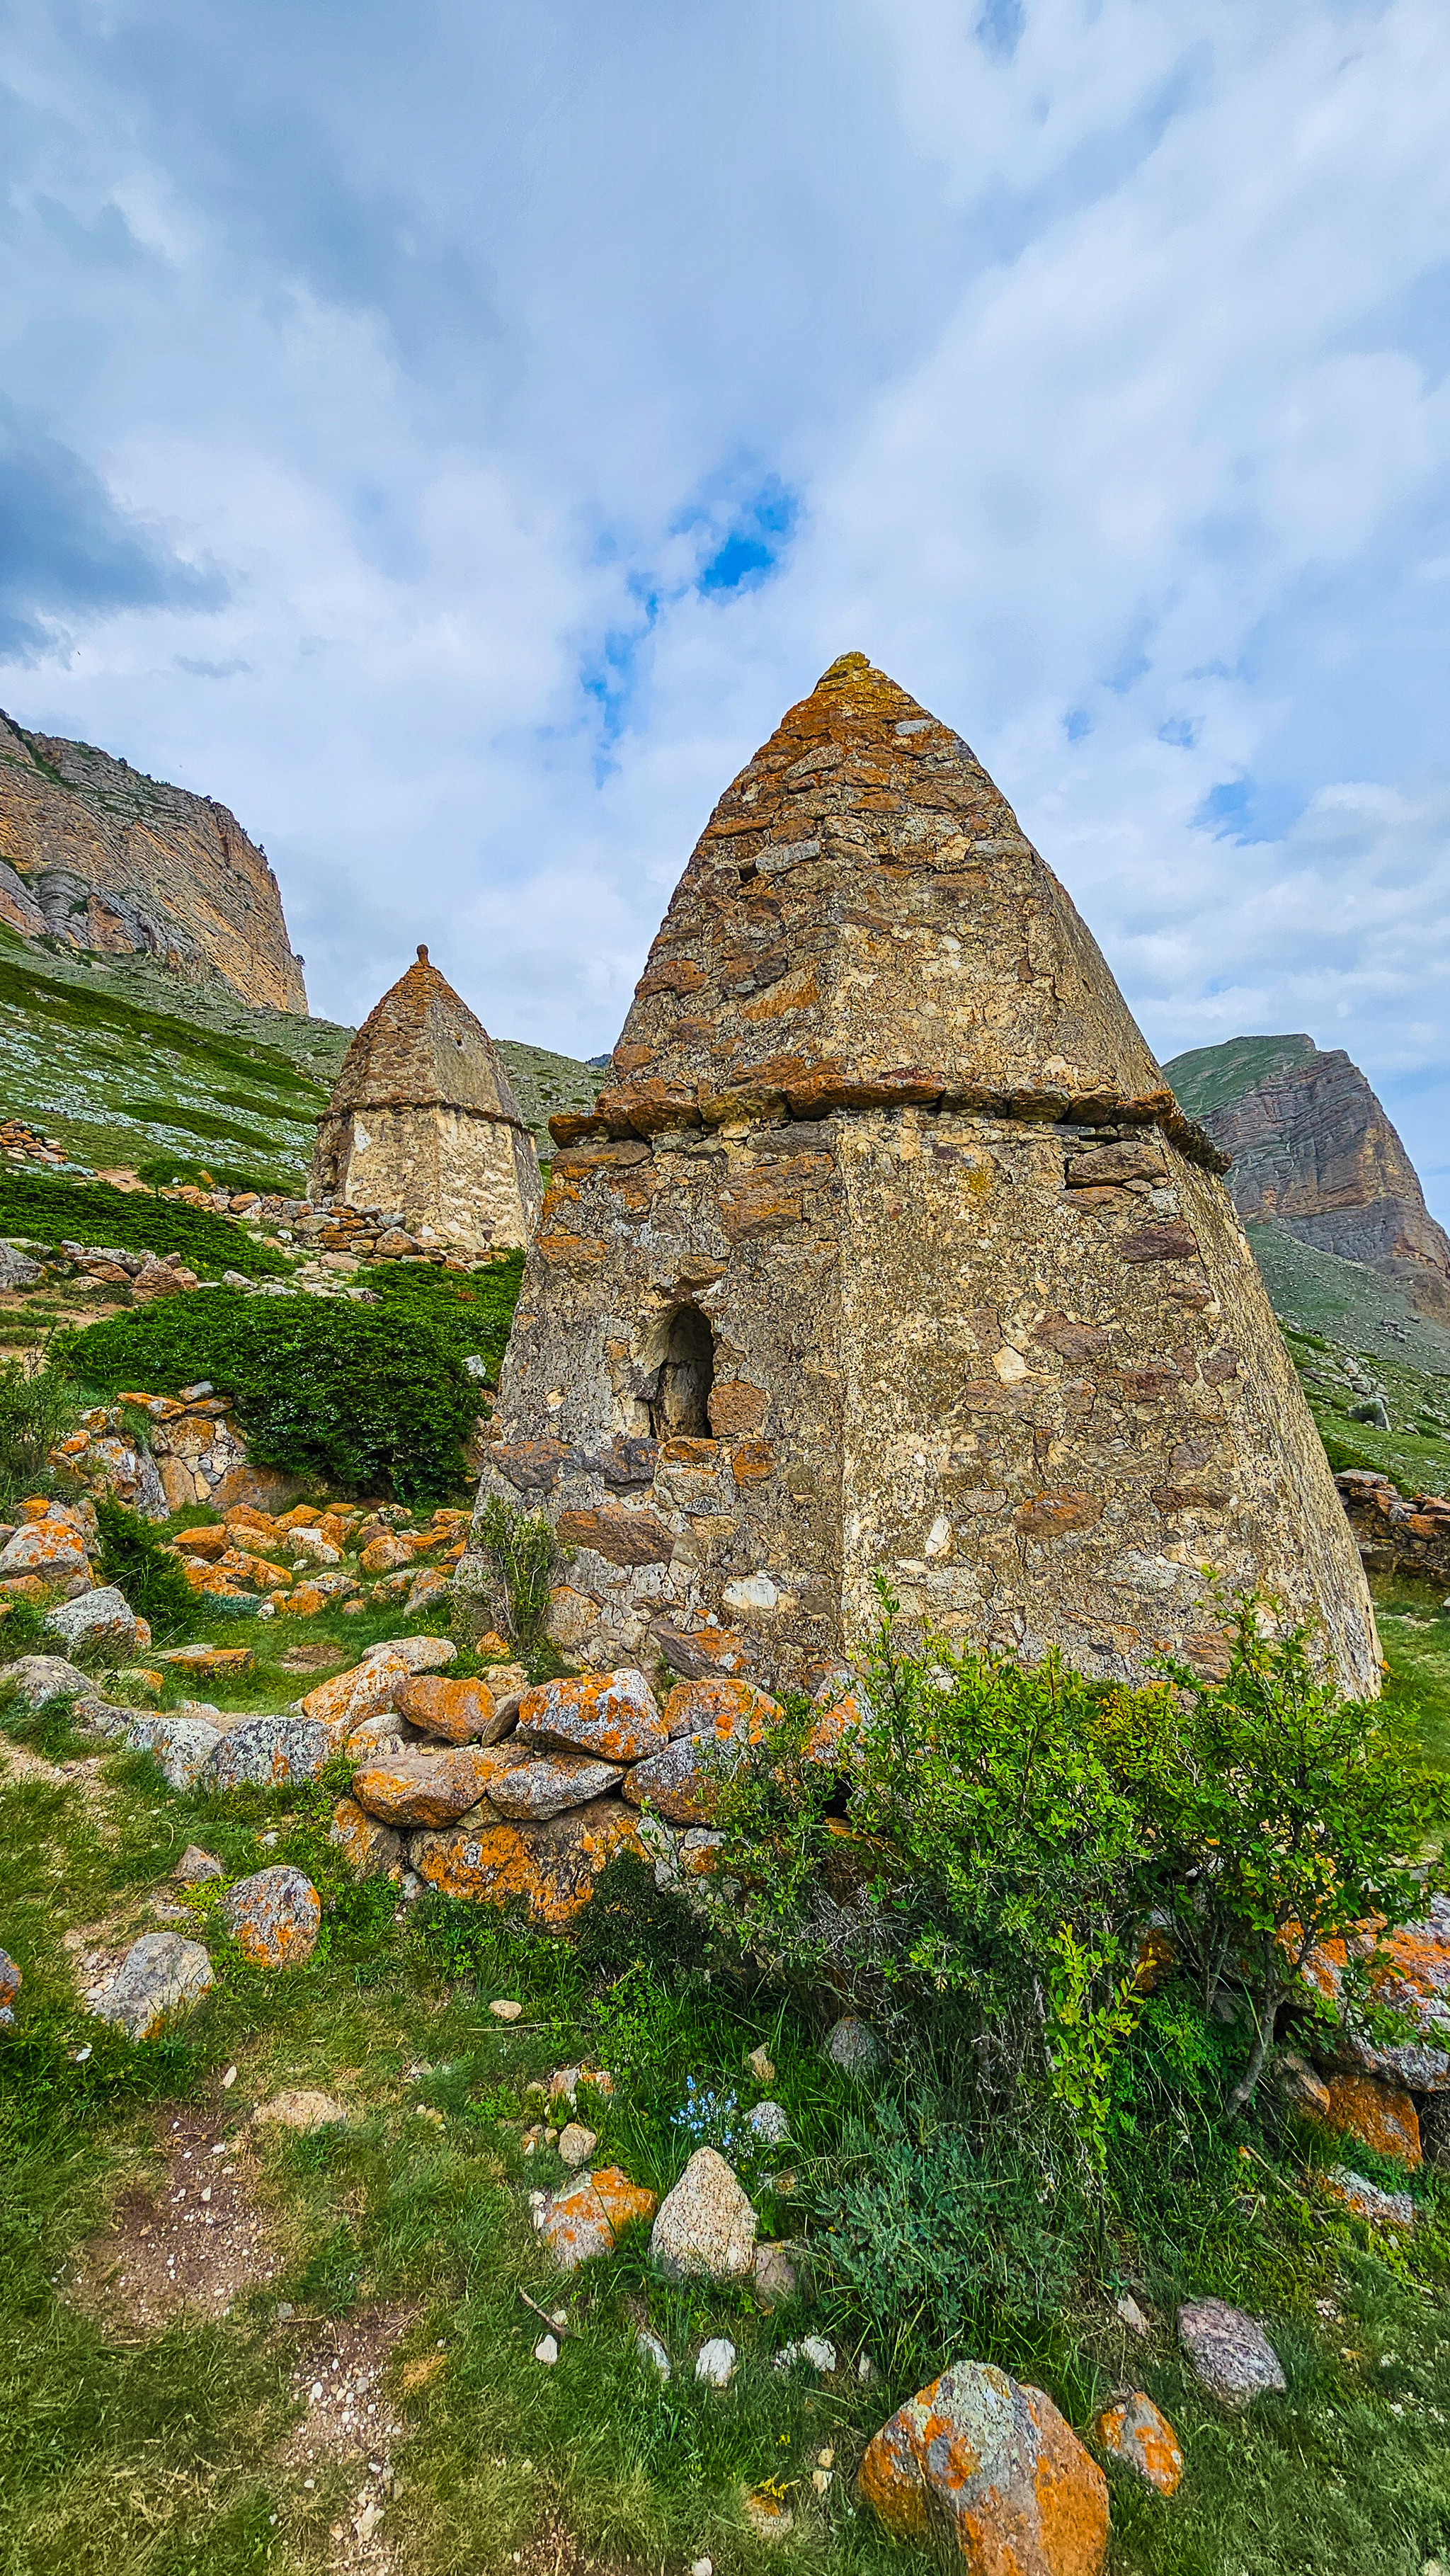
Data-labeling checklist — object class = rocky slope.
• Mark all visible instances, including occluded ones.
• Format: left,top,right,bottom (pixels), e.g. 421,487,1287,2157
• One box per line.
0,709,307,1012
1166,1034,1450,1323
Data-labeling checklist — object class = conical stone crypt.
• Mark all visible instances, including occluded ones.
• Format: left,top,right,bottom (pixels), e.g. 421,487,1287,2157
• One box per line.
312,946,540,1253
474,655,1379,1697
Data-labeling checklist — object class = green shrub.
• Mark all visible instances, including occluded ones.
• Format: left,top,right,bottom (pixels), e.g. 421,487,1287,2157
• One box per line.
93,1497,198,1643
0,1355,82,1514
0,1169,290,1277
57,1287,481,1504
476,1493,568,1659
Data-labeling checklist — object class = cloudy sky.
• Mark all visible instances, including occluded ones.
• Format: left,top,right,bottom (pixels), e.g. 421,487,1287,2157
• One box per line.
3,0,1449,1212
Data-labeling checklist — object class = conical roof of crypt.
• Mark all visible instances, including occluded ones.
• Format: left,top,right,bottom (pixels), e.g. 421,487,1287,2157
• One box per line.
569,654,1214,1154
326,946,527,1125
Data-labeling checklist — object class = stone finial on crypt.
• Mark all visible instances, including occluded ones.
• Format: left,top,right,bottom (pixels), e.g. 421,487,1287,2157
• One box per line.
473,654,1379,1698
312,946,540,1255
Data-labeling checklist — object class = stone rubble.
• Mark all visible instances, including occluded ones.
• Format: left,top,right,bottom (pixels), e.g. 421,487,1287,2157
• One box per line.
859,2357,1110,2572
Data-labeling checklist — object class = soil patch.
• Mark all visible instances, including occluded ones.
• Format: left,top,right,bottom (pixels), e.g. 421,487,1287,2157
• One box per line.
282,2303,417,2576
280,1642,351,1675
73,2109,276,2332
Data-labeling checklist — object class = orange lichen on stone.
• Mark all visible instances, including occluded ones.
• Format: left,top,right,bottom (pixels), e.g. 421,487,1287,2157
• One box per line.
1323,2070,1421,2168
518,1668,666,1763
536,2165,658,2270
411,1798,641,1924
396,1674,500,1745
859,2357,1109,2574
351,1743,528,1828
1095,2393,1184,2497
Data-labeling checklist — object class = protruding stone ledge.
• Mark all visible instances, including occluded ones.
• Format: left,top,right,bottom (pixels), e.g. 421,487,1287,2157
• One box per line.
550,1076,1230,1172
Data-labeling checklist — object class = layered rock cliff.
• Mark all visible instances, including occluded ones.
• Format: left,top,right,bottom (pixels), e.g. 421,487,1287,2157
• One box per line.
0,710,307,1014
1166,1035,1450,1323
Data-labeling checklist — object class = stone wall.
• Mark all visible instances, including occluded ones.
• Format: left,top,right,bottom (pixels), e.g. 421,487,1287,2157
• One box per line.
311,1104,540,1256
50,1389,304,1519
1336,1470,1450,1587
473,1102,1381,1700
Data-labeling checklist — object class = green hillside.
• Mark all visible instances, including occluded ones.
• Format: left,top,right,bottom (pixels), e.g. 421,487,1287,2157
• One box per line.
1163,1030,1315,1121
0,927,599,1185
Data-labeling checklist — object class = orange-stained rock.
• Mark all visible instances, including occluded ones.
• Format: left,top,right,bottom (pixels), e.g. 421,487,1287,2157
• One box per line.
156,1643,253,1678
220,1864,320,1968
518,1667,666,1763
397,1672,503,1745
1303,1905,1450,2090
173,1524,229,1558
473,1631,516,1662
352,1741,532,1826
1095,2393,1183,2497
301,1648,421,1746
802,1688,865,1767
288,1584,328,1616
329,1796,405,1883
411,1796,642,1923
859,2359,1109,2574
1323,2070,1421,2168
536,2165,657,2270
661,1674,781,1741
181,1561,252,1600
0,1517,90,1576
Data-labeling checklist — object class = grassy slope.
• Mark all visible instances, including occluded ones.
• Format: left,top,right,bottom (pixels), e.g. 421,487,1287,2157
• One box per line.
1163,1032,1317,1122
3,1553,1450,2576
0,927,601,1182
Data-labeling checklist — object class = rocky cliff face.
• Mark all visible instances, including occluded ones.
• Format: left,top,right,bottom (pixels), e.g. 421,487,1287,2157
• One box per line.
1166,1035,1450,1323
0,711,307,1014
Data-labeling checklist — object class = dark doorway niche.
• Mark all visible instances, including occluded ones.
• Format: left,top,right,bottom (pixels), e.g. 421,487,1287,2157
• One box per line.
648,1304,715,1438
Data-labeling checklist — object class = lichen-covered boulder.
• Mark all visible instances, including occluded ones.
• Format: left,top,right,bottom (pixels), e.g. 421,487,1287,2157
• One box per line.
329,1796,406,1881
93,1932,215,2041
396,1673,508,1745
537,2165,657,2269
8,1654,89,1709
43,1585,138,1657
1094,2392,1183,2496
1303,1902,1450,2088
485,1753,624,1819
661,1673,781,1740
1323,2070,1421,2168
0,1513,91,1578
352,1741,530,1826
173,1845,223,1883
411,1798,641,1924
125,1712,222,1790
860,2359,1109,2573
0,1944,20,2027
300,1636,457,1747
1322,2165,1416,2228
649,2147,757,2282
201,1715,330,1791
1177,2300,1285,2407
518,1668,667,1764
220,1864,321,1968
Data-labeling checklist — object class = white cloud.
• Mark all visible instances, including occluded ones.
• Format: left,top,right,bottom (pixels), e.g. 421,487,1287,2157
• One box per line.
0,0,1447,1212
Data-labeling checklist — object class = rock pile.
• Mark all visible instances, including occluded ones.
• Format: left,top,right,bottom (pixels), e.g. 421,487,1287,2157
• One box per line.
50,1384,298,1518
1336,1469,1450,1585
336,1664,828,1922
0,1115,67,1166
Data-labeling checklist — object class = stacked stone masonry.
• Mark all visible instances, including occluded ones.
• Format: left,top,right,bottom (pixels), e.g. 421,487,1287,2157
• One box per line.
1337,1470,1450,1586
469,654,1379,1699
312,947,540,1256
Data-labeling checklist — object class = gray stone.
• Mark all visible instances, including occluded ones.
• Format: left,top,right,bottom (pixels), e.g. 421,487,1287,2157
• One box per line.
1325,2165,1417,2228
774,2335,836,2373
1177,2298,1286,2405
174,1845,224,1883
748,2099,792,2145
485,1754,624,1820
694,2336,736,2388
753,2241,799,2306
0,1242,43,1289
125,1714,222,1790
93,1932,215,2041
823,2015,881,2078
43,1585,137,1656
0,1942,19,2027
621,1732,742,1827
636,2327,671,2379
7,1654,89,1709
202,1716,331,1791
220,1864,321,1966
649,2146,757,2282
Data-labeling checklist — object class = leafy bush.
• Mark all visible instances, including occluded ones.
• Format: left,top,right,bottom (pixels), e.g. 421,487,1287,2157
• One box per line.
0,1355,82,1514
57,1287,481,1504
93,1497,198,1643
475,1493,569,1659
0,1169,290,1277
706,1585,1449,2168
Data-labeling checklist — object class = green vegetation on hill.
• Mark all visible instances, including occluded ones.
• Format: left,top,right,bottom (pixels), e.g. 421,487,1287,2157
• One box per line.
0,1167,292,1277
55,1262,522,1504
1163,1031,1316,1121
0,923,601,1175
